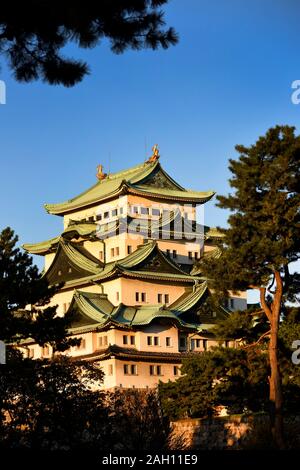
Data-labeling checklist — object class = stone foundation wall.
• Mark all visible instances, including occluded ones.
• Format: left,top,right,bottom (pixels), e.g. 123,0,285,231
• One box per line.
171,414,300,450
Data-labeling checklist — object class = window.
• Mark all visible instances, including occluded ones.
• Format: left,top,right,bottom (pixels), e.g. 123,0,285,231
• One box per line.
191,339,201,350
141,292,146,302
179,336,186,349
164,294,170,304
225,340,230,347
174,366,180,376
166,337,172,347
88,216,94,222
123,335,128,345
111,248,115,257
135,292,140,302
115,247,120,256
108,364,113,375
130,336,135,345
140,207,149,215
124,364,137,375
112,209,118,217
166,249,171,257
230,299,234,309
99,250,103,260
28,348,35,358
127,245,132,254
96,214,102,221
104,211,109,219
188,251,193,259
98,336,108,348
203,339,208,351
173,250,177,258
147,336,159,346
132,206,139,214
42,345,49,356
194,252,199,260
116,292,120,302
152,208,160,216
158,293,163,303
76,339,86,350
150,365,162,376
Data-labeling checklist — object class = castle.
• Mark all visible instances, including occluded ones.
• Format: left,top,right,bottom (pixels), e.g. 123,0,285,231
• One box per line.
23,147,247,389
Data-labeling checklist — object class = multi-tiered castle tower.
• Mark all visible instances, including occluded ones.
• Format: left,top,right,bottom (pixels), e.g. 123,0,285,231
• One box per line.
23,148,247,389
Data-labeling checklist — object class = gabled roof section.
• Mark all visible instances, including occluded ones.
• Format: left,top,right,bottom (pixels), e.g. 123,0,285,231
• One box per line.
44,160,215,215
45,240,103,284
68,290,198,334
170,281,208,312
23,222,97,255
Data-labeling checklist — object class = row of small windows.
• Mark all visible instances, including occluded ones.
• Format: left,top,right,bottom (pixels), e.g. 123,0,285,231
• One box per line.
76,205,195,225
99,245,132,261
165,250,199,260
190,338,208,350
135,293,170,304
122,364,180,376
111,247,120,257
123,335,135,345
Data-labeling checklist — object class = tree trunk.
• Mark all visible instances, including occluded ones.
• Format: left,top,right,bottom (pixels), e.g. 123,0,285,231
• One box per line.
260,271,284,449
269,317,284,449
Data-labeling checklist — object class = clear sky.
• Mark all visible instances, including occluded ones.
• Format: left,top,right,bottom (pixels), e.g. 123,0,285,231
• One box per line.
0,0,299,300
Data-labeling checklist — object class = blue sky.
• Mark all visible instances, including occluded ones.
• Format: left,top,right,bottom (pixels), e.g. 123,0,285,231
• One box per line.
0,0,299,300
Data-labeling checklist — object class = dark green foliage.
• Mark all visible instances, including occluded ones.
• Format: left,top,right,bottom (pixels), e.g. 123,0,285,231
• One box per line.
106,389,180,452
0,1,178,86
200,125,300,297
0,227,77,350
212,309,267,342
159,348,269,420
0,351,110,450
0,353,179,451
159,307,300,421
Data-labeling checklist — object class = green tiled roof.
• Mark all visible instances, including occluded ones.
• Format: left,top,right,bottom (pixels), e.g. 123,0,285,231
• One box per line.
69,289,202,333
44,239,201,287
23,222,97,255
170,281,208,312
44,161,215,215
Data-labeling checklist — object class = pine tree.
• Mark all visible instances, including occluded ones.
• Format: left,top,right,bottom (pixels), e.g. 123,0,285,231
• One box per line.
0,1,178,86
0,227,76,351
200,125,300,448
